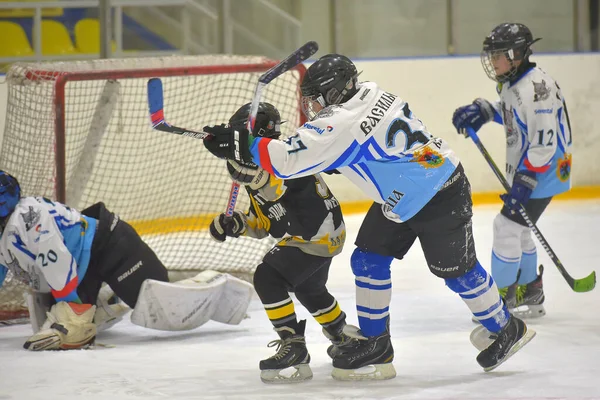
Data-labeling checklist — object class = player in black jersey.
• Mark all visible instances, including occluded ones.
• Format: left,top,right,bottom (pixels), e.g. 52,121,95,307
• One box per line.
208,102,356,384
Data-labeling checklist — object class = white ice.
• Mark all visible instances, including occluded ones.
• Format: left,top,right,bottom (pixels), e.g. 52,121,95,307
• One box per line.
1,201,599,400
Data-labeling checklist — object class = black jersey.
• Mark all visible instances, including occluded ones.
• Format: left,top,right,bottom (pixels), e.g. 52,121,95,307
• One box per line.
243,173,345,258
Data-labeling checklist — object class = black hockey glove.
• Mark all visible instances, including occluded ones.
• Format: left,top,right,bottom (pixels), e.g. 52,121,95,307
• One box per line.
209,211,247,242
203,124,254,164
227,160,270,190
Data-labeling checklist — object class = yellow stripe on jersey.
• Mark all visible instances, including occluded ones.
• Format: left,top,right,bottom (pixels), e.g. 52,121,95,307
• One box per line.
249,195,271,232
265,301,296,321
267,175,286,200
313,302,342,325
279,230,346,256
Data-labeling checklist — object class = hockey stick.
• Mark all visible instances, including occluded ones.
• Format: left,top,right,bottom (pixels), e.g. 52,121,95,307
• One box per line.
465,126,596,293
147,41,319,217
147,78,210,140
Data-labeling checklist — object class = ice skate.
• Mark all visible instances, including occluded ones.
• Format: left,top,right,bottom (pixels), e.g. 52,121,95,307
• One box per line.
259,320,312,384
331,324,396,381
512,265,546,319
476,315,536,372
322,324,360,359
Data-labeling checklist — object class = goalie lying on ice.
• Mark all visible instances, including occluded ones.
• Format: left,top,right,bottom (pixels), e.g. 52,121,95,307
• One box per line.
0,171,253,351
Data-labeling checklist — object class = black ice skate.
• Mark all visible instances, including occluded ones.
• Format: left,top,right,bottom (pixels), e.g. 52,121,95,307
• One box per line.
259,320,312,384
512,265,546,318
331,324,396,381
476,315,536,372
322,324,360,359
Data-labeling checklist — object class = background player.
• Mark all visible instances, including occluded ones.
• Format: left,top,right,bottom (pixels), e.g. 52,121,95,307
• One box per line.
202,54,536,379
452,23,573,318
208,102,354,383
0,171,253,350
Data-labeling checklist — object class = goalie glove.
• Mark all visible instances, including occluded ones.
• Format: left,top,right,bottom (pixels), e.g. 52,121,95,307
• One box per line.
203,124,254,164
227,160,270,190
209,211,247,242
23,302,97,351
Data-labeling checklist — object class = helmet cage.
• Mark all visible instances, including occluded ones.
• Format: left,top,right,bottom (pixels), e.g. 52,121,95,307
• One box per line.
480,44,529,83
301,93,326,121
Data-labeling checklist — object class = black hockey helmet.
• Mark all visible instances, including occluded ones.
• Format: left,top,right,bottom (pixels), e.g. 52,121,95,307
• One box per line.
0,170,20,219
481,23,541,83
229,102,282,139
300,53,360,120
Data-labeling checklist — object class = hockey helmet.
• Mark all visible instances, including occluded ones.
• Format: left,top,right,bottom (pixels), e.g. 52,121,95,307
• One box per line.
229,102,282,139
300,54,360,120
0,171,20,218
481,23,541,83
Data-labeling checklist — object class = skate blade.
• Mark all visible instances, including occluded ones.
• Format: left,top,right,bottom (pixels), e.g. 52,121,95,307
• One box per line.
511,304,546,319
470,325,497,352
331,363,396,381
483,327,536,372
260,364,313,384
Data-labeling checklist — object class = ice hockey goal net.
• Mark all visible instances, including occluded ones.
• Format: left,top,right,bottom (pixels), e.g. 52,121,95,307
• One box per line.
0,55,306,323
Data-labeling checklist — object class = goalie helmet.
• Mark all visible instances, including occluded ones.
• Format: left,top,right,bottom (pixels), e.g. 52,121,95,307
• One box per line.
229,102,282,139
481,23,541,83
0,171,20,219
300,53,360,120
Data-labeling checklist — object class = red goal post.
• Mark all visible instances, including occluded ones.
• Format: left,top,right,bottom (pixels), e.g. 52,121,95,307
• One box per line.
0,55,307,323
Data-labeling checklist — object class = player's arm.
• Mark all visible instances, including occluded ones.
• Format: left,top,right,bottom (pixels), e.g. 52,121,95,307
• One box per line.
203,121,344,179
243,203,270,239
16,204,82,303
250,125,340,179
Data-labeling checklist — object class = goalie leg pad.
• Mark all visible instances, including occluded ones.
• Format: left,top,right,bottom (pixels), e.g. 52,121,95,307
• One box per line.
198,270,254,325
25,291,54,334
94,285,129,332
24,302,97,351
130,271,227,331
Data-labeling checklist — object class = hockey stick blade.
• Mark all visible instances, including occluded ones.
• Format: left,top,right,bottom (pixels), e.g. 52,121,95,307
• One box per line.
465,127,596,293
147,78,209,140
572,271,596,292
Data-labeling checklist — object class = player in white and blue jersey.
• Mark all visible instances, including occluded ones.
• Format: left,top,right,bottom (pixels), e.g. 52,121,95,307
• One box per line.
202,53,536,379
452,23,573,318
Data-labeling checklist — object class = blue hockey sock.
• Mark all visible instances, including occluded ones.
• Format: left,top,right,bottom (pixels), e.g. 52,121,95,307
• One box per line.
518,249,538,284
446,261,510,333
351,248,393,337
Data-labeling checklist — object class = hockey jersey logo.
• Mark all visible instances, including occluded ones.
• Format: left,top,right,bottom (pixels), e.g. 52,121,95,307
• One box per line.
501,102,518,147
21,206,41,231
533,80,550,102
557,153,572,182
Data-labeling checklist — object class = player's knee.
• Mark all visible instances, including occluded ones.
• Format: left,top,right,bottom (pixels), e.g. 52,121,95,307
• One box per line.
445,260,488,294
520,229,536,252
493,213,526,245
253,262,287,297
350,248,393,279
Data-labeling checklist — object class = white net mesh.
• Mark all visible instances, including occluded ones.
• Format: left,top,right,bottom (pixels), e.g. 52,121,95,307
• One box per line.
0,55,305,322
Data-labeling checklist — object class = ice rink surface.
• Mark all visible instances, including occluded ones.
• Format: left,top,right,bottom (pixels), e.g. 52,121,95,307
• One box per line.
1,201,599,400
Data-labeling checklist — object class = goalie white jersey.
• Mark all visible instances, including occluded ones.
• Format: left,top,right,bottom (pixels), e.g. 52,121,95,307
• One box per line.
0,197,97,302
250,81,460,222
491,66,572,197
